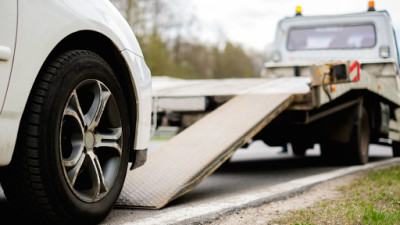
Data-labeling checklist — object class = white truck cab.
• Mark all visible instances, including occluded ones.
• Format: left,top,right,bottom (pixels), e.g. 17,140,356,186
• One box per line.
264,3,399,78
257,2,400,165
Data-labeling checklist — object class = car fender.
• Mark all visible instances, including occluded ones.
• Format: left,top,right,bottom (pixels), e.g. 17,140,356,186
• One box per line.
0,0,151,166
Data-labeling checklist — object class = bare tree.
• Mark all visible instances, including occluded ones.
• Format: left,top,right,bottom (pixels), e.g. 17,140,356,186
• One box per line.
110,0,262,79
111,0,194,38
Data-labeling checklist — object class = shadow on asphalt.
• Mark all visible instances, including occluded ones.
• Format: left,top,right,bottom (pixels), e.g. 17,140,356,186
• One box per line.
0,195,25,224
218,153,393,171
0,155,392,218
168,155,392,207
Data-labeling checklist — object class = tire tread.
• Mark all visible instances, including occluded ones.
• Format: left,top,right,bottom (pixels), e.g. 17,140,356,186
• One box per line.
1,50,103,224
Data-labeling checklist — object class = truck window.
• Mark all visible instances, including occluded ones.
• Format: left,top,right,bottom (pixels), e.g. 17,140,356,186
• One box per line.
287,24,376,51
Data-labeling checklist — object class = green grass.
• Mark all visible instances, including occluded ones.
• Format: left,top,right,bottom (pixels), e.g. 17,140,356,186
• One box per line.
150,136,172,141
273,165,400,225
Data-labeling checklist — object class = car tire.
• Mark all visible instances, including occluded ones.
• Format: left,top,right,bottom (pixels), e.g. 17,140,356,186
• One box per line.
0,50,130,224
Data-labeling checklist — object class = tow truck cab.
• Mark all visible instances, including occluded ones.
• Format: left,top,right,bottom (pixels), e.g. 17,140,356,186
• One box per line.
257,2,400,163
264,6,399,77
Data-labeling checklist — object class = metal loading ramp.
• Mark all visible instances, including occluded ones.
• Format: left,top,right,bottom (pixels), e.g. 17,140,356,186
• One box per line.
117,93,294,209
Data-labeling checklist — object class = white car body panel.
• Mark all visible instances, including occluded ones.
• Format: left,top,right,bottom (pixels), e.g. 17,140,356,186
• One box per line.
0,0,152,166
0,1,17,111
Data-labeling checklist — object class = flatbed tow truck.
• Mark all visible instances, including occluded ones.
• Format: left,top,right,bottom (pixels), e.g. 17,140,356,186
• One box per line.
117,2,400,209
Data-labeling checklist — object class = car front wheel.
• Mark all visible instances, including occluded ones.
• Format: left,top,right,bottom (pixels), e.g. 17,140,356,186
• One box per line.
0,50,131,224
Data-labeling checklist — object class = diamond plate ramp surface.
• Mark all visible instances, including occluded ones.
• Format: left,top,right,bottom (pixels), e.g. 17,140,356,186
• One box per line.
117,93,294,209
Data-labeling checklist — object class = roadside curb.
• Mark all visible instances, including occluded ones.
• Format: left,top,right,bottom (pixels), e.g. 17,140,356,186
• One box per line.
126,158,400,225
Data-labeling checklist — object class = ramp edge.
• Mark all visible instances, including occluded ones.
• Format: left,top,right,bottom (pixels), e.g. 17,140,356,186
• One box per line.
169,94,295,205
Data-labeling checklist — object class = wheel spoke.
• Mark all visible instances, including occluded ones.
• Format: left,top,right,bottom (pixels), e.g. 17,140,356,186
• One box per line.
94,155,109,193
65,152,86,186
70,90,86,127
61,95,85,167
94,128,123,156
86,82,111,131
63,90,86,129
86,152,101,200
63,142,85,167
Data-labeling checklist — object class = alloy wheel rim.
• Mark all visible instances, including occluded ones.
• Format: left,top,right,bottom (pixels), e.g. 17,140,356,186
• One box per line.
59,80,123,202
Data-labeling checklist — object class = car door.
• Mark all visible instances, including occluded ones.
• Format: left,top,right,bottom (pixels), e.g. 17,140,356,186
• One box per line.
0,1,18,111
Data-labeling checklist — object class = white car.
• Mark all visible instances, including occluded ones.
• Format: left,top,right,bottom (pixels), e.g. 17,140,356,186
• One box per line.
0,0,152,224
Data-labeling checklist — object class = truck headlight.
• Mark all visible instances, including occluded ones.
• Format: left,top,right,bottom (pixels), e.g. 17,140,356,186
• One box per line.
379,46,390,58
271,51,281,62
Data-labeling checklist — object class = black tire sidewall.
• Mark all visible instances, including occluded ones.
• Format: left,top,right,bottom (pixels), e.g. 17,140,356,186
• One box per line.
40,51,130,223
353,107,369,164
320,107,370,165
393,141,400,157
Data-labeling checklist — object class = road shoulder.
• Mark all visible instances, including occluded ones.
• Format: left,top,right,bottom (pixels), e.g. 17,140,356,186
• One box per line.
208,172,361,224
117,158,400,225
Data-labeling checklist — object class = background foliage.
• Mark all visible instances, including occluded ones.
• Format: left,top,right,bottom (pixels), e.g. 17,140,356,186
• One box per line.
111,0,266,78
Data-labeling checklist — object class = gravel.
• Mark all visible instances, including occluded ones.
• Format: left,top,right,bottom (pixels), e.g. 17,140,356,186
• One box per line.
207,173,362,225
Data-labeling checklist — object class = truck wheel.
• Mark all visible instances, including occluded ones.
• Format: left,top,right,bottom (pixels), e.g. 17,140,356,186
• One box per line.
0,50,130,224
347,107,370,165
320,107,369,165
392,141,400,157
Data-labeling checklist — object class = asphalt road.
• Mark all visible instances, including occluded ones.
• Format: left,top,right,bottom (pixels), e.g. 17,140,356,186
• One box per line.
0,140,394,224
102,140,394,224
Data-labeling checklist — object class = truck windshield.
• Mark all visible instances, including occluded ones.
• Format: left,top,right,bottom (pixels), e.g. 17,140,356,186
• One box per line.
287,24,376,50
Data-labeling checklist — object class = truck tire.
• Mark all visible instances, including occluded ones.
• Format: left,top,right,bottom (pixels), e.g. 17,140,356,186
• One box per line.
0,50,130,224
320,107,369,165
347,107,370,164
392,141,400,157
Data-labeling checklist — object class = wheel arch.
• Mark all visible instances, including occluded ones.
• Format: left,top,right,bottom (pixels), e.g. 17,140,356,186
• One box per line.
39,31,140,162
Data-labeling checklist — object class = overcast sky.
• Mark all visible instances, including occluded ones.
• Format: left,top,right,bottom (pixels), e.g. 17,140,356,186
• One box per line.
189,0,400,51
